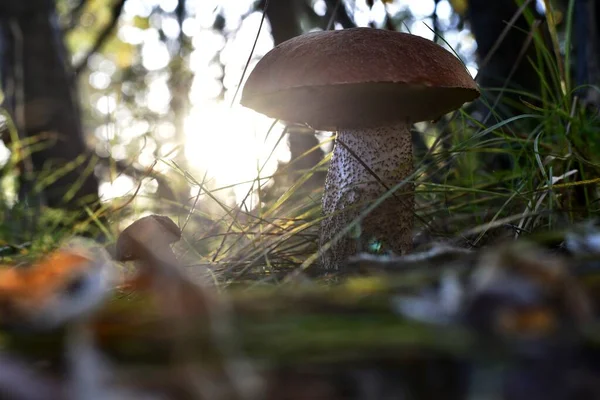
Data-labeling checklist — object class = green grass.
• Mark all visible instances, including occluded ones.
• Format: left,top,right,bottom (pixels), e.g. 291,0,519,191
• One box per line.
409,0,600,246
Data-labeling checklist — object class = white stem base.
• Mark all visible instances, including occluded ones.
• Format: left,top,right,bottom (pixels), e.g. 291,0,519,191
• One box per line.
320,123,414,270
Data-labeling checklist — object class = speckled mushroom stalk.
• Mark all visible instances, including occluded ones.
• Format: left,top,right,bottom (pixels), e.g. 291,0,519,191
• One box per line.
320,123,413,270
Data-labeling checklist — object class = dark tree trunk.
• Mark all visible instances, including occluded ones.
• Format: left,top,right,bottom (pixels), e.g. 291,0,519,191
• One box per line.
162,0,192,206
264,0,304,44
468,0,544,121
172,0,190,156
574,0,600,106
262,0,327,189
467,0,547,171
0,0,100,209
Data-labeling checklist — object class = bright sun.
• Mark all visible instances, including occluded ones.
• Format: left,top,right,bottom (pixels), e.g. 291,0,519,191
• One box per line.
183,102,290,204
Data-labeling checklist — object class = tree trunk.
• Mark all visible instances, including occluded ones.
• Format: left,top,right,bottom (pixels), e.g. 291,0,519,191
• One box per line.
263,0,327,190
0,0,100,209
574,0,600,107
467,0,547,171
468,0,545,118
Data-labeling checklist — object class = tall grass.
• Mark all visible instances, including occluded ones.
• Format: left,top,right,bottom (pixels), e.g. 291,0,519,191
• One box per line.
411,0,599,247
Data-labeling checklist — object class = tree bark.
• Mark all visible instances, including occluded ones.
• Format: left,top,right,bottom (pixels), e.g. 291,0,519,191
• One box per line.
0,0,100,209
467,0,547,171
468,0,544,120
574,0,600,107
262,0,327,190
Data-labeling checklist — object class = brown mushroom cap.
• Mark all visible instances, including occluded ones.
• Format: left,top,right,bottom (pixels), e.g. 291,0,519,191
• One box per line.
115,215,181,262
241,28,480,130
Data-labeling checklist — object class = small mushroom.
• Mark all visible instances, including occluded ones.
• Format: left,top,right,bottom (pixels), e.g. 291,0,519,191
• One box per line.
115,214,202,311
115,214,181,270
116,215,262,400
115,214,214,319
241,28,479,269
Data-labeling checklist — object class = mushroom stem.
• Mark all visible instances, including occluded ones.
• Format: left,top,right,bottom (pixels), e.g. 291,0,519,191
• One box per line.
320,122,414,270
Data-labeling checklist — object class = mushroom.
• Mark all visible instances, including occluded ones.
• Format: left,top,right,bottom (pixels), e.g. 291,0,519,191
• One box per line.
241,28,479,269
115,214,182,273
114,214,209,316
116,215,262,400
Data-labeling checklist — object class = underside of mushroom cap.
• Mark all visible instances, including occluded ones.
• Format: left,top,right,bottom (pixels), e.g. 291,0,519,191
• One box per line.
241,28,480,129
244,83,476,130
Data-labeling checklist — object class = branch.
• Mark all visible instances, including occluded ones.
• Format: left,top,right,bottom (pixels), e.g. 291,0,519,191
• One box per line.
73,0,126,76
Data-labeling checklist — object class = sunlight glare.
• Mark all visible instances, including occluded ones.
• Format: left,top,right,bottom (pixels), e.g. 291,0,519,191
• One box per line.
436,0,453,20
409,18,435,40
353,1,371,26
96,95,117,115
123,0,153,18
94,123,116,141
405,0,435,18
467,64,478,78
370,1,387,27
119,26,145,45
159,0,177,13
156,121,176,139
138,140,159,167
0,141,10,168
142,40,170,71
219,12,274,78
99,175,135,201
182,18,199,37
119,120,150,141
536,0,546,14
146,77,172,114
184,103,289,205
313,0,327,17
161,16,181,39
89,72,111,90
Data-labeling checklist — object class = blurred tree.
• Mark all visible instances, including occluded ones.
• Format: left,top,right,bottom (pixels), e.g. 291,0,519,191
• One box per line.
165,0,193,204
467,0,600,171
467,0,545,123
571,0,600,107
466,0,548,170
258,0,359,192
0,0,101,209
